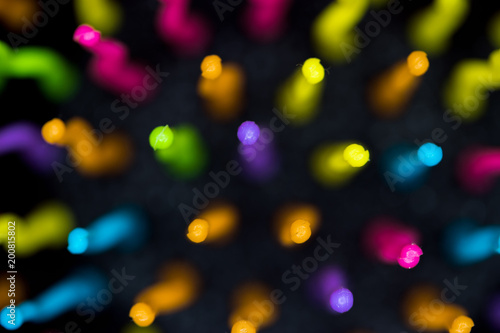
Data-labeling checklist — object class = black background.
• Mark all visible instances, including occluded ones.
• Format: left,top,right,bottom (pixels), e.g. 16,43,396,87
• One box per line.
1,0,500,332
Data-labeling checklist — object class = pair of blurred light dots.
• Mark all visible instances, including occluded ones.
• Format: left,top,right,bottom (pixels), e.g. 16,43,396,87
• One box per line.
149,121,261,148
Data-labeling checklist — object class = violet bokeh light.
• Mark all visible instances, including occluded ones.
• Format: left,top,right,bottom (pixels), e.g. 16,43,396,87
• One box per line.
307,266,353,313
329,288,354,313
237,121,260,146
238,127,279,182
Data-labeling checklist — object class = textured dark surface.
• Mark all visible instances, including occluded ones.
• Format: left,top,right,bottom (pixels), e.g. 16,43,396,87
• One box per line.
1,0,500,332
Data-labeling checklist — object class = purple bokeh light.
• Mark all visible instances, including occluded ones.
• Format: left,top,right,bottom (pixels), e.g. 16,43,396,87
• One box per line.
237,121,260,146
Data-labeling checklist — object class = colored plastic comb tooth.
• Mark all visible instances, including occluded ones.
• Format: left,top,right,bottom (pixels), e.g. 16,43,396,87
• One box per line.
149,124,208,179
443,219,500,265
311,142,370,187
198,55,245,122
456,146,500,194
368,51,429,118
276,58,326,125
0,201,75,257
444,49,500,121
273,203,320,247
381,142,442,192
130,262,200,327
0,268,106,330
67,206,148,255
363,216,423,269
0,122,62,173
186,202,239,244
74,24,155,97
229,282,278,331
306,266,353,313
403,285,474,333
408,0,469,55
311,0,370,63
242,0,291,42
238,126,280,183
42,117,133,177
0,41,78,102
156,0,212,56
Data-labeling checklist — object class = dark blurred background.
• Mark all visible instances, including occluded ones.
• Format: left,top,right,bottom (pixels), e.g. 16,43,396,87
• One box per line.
1,0,500,332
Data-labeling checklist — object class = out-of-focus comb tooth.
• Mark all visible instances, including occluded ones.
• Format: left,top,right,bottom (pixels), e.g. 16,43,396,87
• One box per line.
0,122,61,173
311,142,370,187
149,124,208,179
0,41,78,102
198,55,245,122
129,262,200,327
444,49,500,122
42,117,133,177
75,0,122,36
311,0,370,63
362,216,423,269
276,58,325,125
186,202,239,244
273,203,320,247
0,201,74,257
403,285,474,333
368,51,429,118
241,0,291,42
74,24,155,97
156,0,212,56
1,269,106,330
67,206,148,255
443,219,500,265
408,0,469,55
